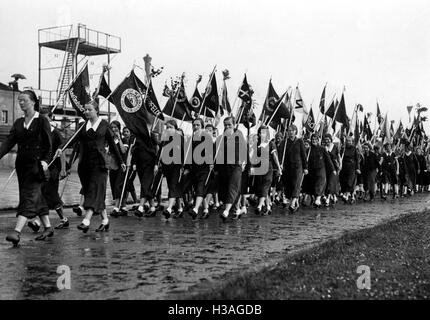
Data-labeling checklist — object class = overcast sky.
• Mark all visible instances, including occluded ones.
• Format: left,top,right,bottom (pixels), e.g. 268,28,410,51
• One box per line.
1,0,430,131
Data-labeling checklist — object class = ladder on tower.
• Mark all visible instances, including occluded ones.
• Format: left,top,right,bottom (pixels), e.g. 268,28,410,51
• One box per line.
56,31,80,110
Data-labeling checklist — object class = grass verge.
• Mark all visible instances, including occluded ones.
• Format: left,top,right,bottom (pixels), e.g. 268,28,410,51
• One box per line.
189,210,430,299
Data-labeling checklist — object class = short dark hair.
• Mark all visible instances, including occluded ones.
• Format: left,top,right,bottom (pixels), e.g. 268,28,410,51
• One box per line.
193,117,204,128
223,116,236,126
166,119,178,130
110,120,121,131
20,90,40,111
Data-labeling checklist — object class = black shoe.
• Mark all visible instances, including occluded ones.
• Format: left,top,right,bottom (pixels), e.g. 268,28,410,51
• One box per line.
95,223,109,232
232,211,242,220
28,221,41,233
119,208,128,216
110,209,120,218
162,209,171,219
77,223,90,233
72,206,83,217
255,207,262,215
201,211,210,219
144,209,157,217
134,209,144,218
54,219,69,229
6,231,20,246
173,210,184,218
35,227,54,241
188,208,198,220
288,205,298,214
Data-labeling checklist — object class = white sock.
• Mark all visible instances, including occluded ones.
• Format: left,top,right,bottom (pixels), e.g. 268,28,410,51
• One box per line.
102,218,109,225
82,219,90,226
166,207,172,213
113,207,119,212
222,210,229,217
138,205,144,212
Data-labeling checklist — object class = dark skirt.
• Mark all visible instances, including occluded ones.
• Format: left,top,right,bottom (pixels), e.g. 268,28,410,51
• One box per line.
283,165,303,198
254,169,273,198
326,171,340,195
340,166,356,193
363,170,377,197
109,168,126,200
163,164,182,199
78,162,108,214
219,164,242,204
191,165,210,197
136,162,155,199
309,168,326,196
16,157,49,218
42,166,63,210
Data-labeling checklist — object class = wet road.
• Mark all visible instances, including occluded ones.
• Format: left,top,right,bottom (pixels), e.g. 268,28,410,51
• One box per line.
0,194,428,299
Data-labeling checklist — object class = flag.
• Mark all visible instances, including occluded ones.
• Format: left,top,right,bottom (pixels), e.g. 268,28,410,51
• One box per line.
260,80,279,122
319,85,326,114
264,90,290,125
325,98,337,119
304,108,316,132
68,64,91,118
362,115,372,141
190,87,203,113
238,100,256,129
202,73,219,115
238,74,252,103
162,95,193,122
144,79,164,121
390,121,395,137
294,86,308,114
354,116,360,145
377,102,383,124
394,121,404,140
221,80,232,114
334,93,349,129
96,74,112,100
110,70,154,155
380,113,391,143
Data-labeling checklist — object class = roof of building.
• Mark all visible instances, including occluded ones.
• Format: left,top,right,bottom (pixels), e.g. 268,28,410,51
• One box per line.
0,82,13,91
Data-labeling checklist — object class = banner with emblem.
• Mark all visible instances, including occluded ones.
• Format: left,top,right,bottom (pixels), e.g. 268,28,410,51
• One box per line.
304,108,315,132
202,73,219,115
260,80,282,122
68,64,91,118
110,70,153,147
143,79,164,121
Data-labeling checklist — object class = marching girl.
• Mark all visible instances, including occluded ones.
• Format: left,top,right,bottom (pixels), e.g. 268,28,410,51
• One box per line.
202,123,219,219
252,125,282,215
301,139,312,207
60,101,126,233
28,113,69,232
282,124,308,213
403,143,419,196
307,134,335,208
122,127,138,206
185,117,213,219
159,119,184,219
339,135,361,204
108,120,128,217
0,90,53,245
324,134,340,206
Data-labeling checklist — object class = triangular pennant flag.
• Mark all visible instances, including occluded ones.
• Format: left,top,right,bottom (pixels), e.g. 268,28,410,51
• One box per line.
304,107,316,132
202,73,219,115
319,85,326,114
294,86,308,114
221,80,232,114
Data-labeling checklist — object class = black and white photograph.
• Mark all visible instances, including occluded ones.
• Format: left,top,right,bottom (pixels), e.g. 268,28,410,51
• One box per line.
0,0,429,308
